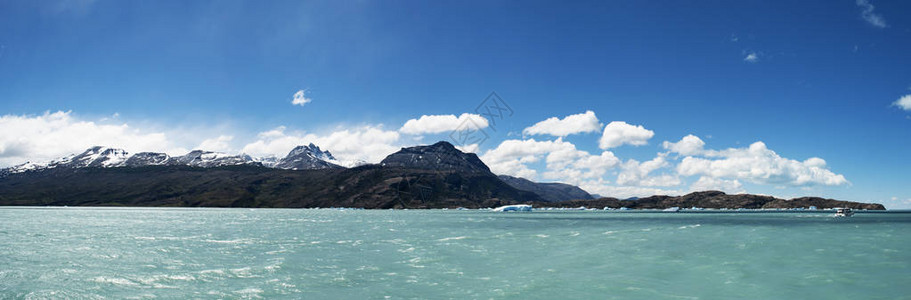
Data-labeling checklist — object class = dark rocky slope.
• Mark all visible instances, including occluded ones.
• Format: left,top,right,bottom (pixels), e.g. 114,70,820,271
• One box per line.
381,141,491,174
497,175,593,202
532,191,885,210
0,142,542,208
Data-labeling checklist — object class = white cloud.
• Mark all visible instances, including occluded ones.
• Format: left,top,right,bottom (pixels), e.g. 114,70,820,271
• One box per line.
291,89,312,106
0,111,180,167
893,94,911,111
399,113,489,135
481,138,571,179
690,176,744,194
615,154,680,187
676,141,848,186
316,126,402,164
241,126,303,158
662,134,707,156
481,138,620,182
598,121,654,149
857,0,887,28
522,110,601,137
744,52,759,63
542,151,621,182
242,125,402,166
883,196,911,210
580,184,681,200
197,135,234,153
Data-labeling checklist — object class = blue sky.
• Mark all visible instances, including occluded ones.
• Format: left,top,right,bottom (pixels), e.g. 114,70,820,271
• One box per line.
1,0,910,208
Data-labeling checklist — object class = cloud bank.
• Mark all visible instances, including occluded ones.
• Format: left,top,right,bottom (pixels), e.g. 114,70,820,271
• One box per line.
399,113,489,135
0,111,177,167
0,109,852,201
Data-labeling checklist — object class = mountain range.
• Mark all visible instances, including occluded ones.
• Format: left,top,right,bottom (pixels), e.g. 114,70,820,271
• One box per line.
0,141,885,209
3,143,340,174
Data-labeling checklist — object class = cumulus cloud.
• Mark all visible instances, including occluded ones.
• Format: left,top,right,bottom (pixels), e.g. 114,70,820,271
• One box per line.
580,184,681,200
291,89,312,106
242,125,402,166
0,111,179,167
857,0,887,28
893,94,911,111
676,141,848,186
522,110,601,137
399,113,489,135
662,134,707,156
599,121,654,149
690,176,745,194
197,135,235,153
615,154,680,187
481,138,620,182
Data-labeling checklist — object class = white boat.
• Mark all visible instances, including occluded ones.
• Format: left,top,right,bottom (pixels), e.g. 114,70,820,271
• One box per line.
834,207,854,217
492,204,533,212
663,207,681,212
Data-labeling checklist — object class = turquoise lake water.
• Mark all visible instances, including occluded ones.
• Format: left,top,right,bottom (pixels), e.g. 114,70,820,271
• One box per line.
1,208,909,299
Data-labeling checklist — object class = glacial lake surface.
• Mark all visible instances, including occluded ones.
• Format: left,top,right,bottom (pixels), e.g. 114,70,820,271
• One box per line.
1,207,909,299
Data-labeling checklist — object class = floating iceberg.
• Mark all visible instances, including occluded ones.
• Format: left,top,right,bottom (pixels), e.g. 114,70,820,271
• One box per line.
492,204,533,212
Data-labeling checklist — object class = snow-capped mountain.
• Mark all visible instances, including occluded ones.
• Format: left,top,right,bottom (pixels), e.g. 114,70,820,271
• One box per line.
2,143,344,174
274,143,342,170
166,150,256,168
7,146,130,173
252,156,280,168
123,152,170,167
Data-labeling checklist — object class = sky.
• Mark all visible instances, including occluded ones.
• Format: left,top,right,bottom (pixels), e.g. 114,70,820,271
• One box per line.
1,0,910,208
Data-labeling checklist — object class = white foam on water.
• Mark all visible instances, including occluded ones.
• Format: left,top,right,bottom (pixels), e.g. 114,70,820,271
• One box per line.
204,238,254,244
233,288,264,298
265,249,288,255
91,276,139,287
229,267,257,278
199,269,226,275
437,236,468,241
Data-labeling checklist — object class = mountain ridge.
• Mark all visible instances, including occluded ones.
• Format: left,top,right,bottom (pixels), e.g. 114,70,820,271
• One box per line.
0,142,886,209
497,175,594,202
3,143,342,173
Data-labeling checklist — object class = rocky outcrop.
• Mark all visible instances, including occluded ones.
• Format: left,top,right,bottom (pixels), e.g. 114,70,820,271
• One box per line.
274,143,341,170
532,191,886,210
380,141,491,174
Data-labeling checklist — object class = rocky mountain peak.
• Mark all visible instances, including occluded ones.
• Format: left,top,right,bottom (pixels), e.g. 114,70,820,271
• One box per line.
59,146,130,168
274,143,341,170
380,141,490,174
167,150,255,168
